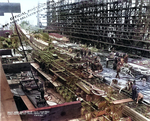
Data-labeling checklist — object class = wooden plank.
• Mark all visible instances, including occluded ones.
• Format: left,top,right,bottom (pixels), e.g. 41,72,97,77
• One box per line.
112,98,133,104
76,81,91,94
21,95,35,110
49,68,67,82
31,62,39,69
54,69,65,73
123,106,150,121
31,63,62,87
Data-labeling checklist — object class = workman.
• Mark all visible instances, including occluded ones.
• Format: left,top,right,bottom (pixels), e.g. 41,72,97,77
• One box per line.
130,82,144,103
95,56,101,63
115,58,123,78
91,62,95,71
126,80,133,91
80,49,83,57
78,64,84,72
40,88,44,99
76,52,80,57
88,49,91,56
96,63,103,72
123,53,128,63
88,68,93,78
136,92,144,104
113,57,118,70
80,71,86,79
142,78,146,86
83,48,87,57
109,51,115,59
106,51,115,68
69,57,74,63
110,79,118,86
131,82,137,101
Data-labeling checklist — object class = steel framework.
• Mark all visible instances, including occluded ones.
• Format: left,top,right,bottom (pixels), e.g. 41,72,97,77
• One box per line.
46,0,150,57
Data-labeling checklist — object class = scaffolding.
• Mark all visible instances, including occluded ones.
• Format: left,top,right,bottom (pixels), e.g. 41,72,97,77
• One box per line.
46,0,150,57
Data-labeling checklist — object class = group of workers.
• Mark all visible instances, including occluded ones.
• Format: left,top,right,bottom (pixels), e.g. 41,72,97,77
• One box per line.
71,46,145,104
85,56,103,72
75,48,92,58
80,48,92,58
112,52,145,104
73,47,103,79
75,47,103,72
106,50,146,104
